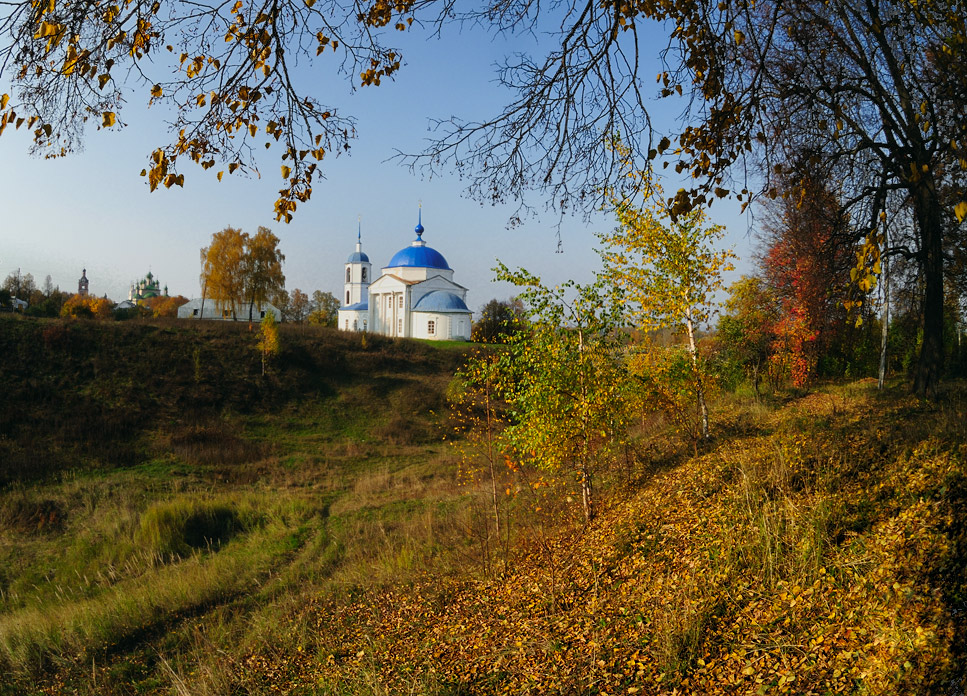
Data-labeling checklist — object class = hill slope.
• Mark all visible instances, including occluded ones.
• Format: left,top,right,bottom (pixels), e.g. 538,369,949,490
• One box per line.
0,317,963,695
0,317,473,695
265,385,965,695
0,317,466,484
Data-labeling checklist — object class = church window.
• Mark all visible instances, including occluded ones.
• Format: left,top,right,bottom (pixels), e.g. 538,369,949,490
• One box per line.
346,291,350,305
346,268,351,282
353,319,358,330
363,320,367,331
398,295,403,309
361,268,367,282
387,296,392,310
427,320,435,336
398,319,403,334
345,319,349,329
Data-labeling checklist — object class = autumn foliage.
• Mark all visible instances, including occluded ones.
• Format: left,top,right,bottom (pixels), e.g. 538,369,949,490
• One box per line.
1,314,965,695
59,293,112,319
143,294,189,317
250,385,966,696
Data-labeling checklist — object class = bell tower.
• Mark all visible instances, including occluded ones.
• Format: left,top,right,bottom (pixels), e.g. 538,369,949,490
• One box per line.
78,269,89,296
344,220,372,307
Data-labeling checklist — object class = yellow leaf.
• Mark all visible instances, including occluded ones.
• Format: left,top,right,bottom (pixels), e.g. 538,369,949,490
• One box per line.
217,171,224,181
102,111,116,127
0,93,8,110
955,201,967,223
151,84,162,97
281,165,291,178
734,30,745,46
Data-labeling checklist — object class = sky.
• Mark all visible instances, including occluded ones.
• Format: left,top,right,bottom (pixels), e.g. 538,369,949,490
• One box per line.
0,13,756,314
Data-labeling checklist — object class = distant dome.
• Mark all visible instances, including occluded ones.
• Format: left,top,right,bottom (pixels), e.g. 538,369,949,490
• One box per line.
413,291,469,312
347,251,370,263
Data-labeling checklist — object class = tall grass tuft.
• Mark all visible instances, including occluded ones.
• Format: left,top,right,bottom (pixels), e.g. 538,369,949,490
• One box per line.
135,498,257,559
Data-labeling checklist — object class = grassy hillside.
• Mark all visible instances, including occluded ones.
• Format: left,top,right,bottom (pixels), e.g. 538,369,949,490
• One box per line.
0,316,474,695
0,316,465,484
297,385,967,695
0,316,964,694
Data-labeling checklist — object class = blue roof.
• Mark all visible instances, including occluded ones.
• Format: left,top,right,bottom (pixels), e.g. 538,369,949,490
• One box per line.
385,213,451,270
413,291,470,313
386,245,451,270
347,251,370,263
339,301,368,311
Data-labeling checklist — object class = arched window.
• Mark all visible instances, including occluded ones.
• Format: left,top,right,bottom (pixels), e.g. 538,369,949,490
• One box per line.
353,319,358,330
361,267,367,282
346,291,350,304
363,320,367,331
427,320,435,336
346,268,351,282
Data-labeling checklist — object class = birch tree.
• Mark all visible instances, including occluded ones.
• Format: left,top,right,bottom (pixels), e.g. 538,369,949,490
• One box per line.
600,167,734,440
495,264,630,523
256,311,280,376
201,227,248,320
243,227,285,323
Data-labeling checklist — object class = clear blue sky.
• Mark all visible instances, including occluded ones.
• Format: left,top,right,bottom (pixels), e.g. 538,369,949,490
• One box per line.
0,15,755,313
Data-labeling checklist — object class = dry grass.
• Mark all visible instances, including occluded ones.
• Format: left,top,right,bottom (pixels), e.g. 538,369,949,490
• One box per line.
286,382,966,696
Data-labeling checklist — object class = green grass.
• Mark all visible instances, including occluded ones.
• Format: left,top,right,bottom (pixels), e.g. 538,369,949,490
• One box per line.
3,317,963,695
0,316,473,693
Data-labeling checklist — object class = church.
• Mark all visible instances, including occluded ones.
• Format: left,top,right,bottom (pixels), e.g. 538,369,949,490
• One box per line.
338,212,472,341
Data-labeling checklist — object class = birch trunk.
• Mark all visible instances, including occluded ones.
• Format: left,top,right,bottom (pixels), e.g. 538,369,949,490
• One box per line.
685,307,710,440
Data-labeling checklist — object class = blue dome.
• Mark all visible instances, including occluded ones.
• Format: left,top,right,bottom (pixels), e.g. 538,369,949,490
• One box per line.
387,245,450,270
413,291,469,312
347,251,370,263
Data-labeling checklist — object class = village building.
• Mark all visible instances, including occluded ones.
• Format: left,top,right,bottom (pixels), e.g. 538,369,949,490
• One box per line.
337,213,472,341
176,299,282,322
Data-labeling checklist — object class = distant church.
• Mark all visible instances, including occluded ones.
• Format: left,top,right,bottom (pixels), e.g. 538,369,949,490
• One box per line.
338,212,472,341
129,271,167,303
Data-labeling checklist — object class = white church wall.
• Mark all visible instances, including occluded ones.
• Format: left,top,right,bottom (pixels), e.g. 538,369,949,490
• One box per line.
411,312,472,340
338,309,369,332
382,265,454,283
